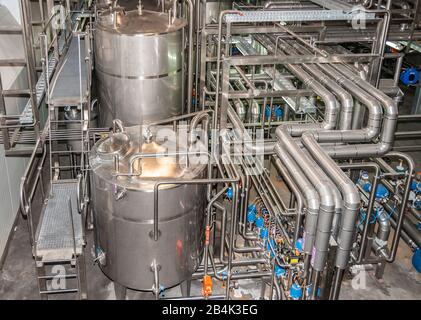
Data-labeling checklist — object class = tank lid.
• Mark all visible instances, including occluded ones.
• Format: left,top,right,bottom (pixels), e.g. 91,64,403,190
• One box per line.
97,9,186,35
97,131,131,158
90,125,206,190
132,140,188,179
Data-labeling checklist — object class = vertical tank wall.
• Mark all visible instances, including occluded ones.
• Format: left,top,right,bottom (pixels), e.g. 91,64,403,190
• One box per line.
95,9,186,127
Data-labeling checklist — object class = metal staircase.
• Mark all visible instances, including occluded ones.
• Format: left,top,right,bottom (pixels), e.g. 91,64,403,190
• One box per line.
34,179,87,299
17,0,93,300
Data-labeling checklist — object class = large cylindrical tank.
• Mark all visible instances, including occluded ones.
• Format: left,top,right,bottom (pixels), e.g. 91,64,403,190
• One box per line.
89,125,206,291
95,9,186,127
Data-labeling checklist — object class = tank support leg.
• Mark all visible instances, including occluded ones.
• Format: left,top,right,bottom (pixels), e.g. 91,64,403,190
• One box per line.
114,282,127,300
180,279,191,297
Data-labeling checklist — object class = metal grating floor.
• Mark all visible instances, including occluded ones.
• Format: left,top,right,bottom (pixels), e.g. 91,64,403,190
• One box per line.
35,180,84,262
49,36,88,107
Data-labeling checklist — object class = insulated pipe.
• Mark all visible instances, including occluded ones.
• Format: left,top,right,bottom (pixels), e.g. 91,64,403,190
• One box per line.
376,210,391,243
276,126,336,272
253,35,385,148
273,144,320,256
284,41,383,143
283,63,339,136
316,63,383,143
303,149,343,239
321,64,398,158
255,35,339,136
301,65,353,131
301,133,361,269
279,40,354,130
336,64,397,144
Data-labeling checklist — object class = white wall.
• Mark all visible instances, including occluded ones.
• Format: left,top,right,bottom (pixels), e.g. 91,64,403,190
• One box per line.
0,0,21,23
0,3,30,259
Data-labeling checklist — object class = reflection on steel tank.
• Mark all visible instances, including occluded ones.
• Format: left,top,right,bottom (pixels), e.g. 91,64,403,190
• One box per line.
95,8,186,126
89,124,206,290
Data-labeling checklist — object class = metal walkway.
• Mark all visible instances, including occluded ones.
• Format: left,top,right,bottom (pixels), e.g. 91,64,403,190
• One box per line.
49,36,88,107
35,180,84,262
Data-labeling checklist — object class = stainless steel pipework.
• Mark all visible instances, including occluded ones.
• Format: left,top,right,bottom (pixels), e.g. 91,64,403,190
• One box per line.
276,126,336,272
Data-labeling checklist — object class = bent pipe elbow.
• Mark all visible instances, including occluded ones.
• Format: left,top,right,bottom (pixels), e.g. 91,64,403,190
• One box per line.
333,64,398,143
287,65,339,131
228,105,276,155
323,141,393,159
321,64,383,138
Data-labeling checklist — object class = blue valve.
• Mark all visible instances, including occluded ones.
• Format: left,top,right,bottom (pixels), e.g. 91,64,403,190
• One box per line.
295,238,304,252
265,105,272,119
362,182,371,193
412,248,421,273
248,204,257,214
375,184,390,200
265,105,283,119
274,105,283,119
400,67,420,86
289,283,302,300
411,181,421,194
226,187,233,200
414,198,421,210
260,227,269,239
275,265,286,278
247,211,256,223
255,216,264,228
266,238,276,252
247,204,257,223
366,183,389,200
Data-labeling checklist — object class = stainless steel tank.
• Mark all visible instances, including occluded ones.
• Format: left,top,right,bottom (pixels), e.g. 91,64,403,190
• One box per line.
89,124,206,291
95,8,186,126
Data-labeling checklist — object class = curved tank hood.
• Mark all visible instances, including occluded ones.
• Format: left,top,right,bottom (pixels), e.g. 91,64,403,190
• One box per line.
97,9,187,35
90,125,206,190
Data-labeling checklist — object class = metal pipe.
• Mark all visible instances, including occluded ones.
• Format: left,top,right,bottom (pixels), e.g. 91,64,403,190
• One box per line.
213,10,243,132
182,0,194,114
276,126,336,272
272,157,304,245
279,40,354,130
301,133,361,269
274,143,320,257
256,35,339,135
321,64,398,158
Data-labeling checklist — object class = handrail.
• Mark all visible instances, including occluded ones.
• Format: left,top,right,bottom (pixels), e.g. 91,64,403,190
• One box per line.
19,138,47,245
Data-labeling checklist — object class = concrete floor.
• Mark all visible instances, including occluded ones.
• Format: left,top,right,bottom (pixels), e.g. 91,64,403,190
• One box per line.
0,86,421,300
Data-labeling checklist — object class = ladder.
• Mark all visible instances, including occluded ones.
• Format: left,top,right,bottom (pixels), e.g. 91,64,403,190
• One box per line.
0,0,40,155
0,0,75,155
18,0,93,300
